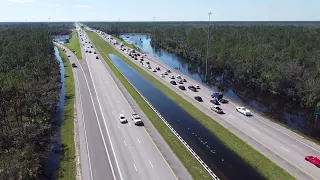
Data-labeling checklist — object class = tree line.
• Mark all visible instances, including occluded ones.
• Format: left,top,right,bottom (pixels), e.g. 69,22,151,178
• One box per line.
0,25,61,179
150,25,320,108
84,22,320,108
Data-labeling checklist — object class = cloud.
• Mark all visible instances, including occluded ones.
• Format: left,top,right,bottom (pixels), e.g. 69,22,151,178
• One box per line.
8,0,36,3
72,5,92,8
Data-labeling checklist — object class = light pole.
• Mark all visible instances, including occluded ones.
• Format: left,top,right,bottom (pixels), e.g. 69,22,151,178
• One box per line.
205,12,212,82
153,17,156,52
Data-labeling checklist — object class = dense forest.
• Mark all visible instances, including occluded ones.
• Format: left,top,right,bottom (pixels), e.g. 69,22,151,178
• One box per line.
150,25,320,108
0,22,73,35
0,25,61,179
85,22,320,108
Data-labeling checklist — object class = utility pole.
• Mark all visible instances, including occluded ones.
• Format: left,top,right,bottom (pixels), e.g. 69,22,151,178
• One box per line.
205,12,212,82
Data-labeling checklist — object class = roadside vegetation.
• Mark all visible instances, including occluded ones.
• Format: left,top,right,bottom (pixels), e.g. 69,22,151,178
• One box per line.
66,30,82,60
113,36,139,51
0,26,61,179
56,46,76,180
83,22,320,109
87,31,295,180
87,31,212,180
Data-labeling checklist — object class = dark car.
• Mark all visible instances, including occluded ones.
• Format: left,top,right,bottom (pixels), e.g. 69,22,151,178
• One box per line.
96,56,99,59
182,78,187,82
67,55,71,57
167,69,171,73
91,46,93,48
72,63,77,68
146,62,150,65
137,53,140,56
89,51,92,53
188,86,197,92
210,98,220,105
156,67,160,70
178,85,186,90
135,57,138,60
195,96,203,102
219,98,229,104
170,81,177,85
94,52,97,54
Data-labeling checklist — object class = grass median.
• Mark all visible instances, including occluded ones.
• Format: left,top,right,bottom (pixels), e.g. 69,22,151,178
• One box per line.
87,31,296,180
87,32,212,180
113,36,139,51
66,30,82,60
88,32,295,180
56,46,76,180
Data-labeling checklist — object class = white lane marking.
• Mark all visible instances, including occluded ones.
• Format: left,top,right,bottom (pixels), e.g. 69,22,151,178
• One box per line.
128,122,131,126
281,146,290,152
117,100,119,104
133,163,137,171
117,124,120,128
293,144,302,151
124,141,127,146
137,138,140,144
112,111,114,115
252,128,259,134
73,58,94,180
122,110,124,114
81,40,124,180
149,160,154,168
254,115,320,153
77,51,117,179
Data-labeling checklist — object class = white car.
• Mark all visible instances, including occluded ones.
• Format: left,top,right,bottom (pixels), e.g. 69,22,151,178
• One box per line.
170,75,175,79
176,75,181,79
236,107,252,116
119,114,127,123
160,74,165,78
131,114,143,125
194,85,200,89
210,105,224,114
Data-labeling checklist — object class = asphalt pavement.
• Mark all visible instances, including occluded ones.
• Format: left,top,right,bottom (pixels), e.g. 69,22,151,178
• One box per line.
56,27,192,180
92,29,320,180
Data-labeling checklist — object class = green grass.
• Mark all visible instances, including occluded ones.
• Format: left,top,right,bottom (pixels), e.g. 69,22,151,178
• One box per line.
66,30,82,60
87,32,212,180
56,46,76,180
86,31,295,180
113,36,139,51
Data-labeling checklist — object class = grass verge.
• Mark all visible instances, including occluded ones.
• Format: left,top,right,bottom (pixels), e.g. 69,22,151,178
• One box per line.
113,36,139,51
86,31,295,180
56,46,76,180
66,30,82,60
87,32,212,180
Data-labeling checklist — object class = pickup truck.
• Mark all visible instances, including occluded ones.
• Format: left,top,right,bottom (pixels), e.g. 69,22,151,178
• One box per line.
131,114,143,125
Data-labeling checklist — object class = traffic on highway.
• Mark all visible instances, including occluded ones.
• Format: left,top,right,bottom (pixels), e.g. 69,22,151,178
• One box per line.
91,27,320,180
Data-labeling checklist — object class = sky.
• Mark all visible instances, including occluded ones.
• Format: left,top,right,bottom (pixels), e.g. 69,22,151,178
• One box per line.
0,0,319,22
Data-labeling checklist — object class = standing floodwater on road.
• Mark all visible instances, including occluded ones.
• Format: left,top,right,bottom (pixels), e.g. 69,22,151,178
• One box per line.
108,54,263,180
120,33,320,142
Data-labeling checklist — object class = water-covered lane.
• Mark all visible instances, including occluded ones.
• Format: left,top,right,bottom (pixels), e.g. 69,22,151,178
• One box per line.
108,54,263,180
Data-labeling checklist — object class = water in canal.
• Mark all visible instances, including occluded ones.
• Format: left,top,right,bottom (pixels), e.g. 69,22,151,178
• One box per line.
120,34,320,141
42,46,66,179
108,54,263,180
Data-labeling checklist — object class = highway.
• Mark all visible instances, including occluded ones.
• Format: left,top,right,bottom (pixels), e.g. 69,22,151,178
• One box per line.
91,28,320,180
56,29,192,179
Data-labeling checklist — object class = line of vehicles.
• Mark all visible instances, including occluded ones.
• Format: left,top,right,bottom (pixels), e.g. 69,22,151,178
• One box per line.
80,30,145,127
121,45,253,117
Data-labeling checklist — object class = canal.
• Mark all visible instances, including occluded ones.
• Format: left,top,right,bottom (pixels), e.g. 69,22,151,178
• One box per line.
42,46,66,179
108,54,263,180
120,33,320,141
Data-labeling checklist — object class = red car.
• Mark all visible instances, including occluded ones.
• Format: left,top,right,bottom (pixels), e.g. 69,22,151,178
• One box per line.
305,156,320,167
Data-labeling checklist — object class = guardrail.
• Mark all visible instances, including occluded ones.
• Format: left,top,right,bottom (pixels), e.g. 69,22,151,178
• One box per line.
92,36,220,180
